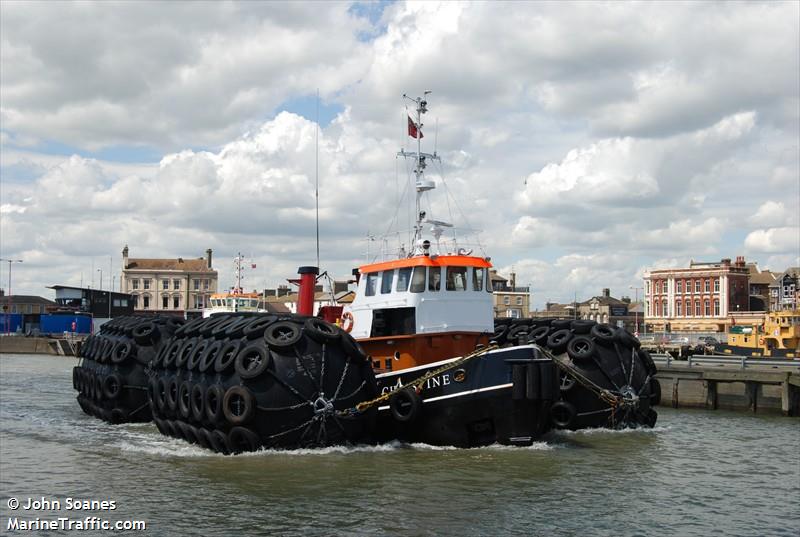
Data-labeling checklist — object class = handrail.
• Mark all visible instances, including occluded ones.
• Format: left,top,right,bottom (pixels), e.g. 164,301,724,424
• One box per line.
651,353,800,370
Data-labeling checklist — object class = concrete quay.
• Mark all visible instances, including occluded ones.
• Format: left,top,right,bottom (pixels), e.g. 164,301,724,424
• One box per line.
655,363,800,416
0,336,81,356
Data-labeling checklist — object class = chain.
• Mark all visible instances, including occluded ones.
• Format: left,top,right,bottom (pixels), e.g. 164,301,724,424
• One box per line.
538,345,622,408
338,344,498,416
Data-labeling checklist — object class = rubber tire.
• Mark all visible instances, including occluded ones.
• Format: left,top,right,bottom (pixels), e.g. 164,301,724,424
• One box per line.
546,329,573,354
264,321,303,349
567,336,596,361
112,341,135,364
591,324,617,347
103,373,123,400
304,318,341,343
227,426,261,453
242,316,278,340
210,429,232,455
390,388,422,423
204,385,225,424
215,339,244,373
234,344,272,380
178,381,193,418
132,322,160,346
190,384,206,423
222,386,256,425
649,378,661,406
198,340,223,373
550,400,577,429
527,326,550,346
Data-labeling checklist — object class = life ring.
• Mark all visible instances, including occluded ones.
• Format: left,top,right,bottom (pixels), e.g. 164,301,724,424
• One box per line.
341,312,354,333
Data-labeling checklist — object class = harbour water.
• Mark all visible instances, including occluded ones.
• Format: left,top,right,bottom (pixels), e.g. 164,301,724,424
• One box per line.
1,353,798,536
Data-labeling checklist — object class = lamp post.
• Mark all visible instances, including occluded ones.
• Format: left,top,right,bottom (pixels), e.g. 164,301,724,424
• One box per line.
630,285,643,336
0,259,23,335
97,269,103,290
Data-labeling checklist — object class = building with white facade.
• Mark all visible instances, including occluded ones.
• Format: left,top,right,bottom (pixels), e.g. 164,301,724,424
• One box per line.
121,246,218,317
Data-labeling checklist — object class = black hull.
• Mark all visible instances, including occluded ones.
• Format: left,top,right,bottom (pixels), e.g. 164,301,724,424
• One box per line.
373,346,559,447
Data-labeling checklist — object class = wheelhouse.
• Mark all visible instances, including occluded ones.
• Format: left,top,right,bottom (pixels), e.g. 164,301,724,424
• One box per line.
348,255,494,340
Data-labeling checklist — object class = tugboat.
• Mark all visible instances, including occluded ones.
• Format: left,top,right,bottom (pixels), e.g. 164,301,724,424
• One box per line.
72,94,658,452
713,309,800,358
203,253,271,318
338,94,658,447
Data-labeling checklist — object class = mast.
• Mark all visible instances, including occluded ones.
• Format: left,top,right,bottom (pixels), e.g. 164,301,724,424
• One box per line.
400,92,441,254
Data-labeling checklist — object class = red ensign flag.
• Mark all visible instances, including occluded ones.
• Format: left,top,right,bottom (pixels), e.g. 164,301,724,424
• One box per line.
408,116,423,139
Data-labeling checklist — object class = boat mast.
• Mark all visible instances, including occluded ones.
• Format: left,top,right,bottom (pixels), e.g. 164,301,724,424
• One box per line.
400,92,440,254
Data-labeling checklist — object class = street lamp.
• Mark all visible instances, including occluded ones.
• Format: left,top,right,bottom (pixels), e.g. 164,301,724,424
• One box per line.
630,285,643,336
97,268,103,290
0,258,23,335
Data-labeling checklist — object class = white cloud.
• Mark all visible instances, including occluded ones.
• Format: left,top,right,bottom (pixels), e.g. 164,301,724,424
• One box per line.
1,1,798,302
744,228,800,254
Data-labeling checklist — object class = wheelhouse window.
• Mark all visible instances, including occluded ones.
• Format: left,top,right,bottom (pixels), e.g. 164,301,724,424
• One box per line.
410,266,425,293
428,267,441,292
381,270,394,294
365,272,379,296
396,268,412,292
473,267,485,292
446,266,468,291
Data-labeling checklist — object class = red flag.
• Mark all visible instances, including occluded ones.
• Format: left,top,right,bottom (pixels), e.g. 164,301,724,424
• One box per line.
407,116,423,139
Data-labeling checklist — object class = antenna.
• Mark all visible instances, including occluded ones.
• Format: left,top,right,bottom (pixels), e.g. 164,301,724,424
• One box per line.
315,89,320,269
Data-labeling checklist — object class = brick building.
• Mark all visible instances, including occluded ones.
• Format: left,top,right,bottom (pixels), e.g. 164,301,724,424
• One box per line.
643,257,750,332
489,270,531,318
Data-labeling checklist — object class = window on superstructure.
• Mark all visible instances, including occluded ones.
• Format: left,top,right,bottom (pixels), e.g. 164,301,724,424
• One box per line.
428,267,441,292
446,266,467,291
473,267,485,292
365,272,378,296
410,267,425,293
381,270,394,294
396,268,412,292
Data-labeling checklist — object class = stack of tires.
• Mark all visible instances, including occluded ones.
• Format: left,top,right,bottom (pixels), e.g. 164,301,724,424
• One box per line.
73,315,181,424
492,318,660,430
146,313,379,454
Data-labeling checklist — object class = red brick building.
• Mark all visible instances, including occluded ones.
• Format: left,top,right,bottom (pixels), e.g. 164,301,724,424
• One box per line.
643,257,750,332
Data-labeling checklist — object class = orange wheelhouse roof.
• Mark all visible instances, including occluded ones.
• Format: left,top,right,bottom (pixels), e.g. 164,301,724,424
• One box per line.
359,255,492,274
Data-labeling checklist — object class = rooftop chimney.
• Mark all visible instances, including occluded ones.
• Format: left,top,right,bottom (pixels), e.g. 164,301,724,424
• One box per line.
122,245,129,269
602,288,610,298
510,272,516,292
206,249,213,269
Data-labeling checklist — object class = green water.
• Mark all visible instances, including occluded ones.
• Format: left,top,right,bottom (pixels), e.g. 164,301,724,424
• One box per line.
1,353,798,536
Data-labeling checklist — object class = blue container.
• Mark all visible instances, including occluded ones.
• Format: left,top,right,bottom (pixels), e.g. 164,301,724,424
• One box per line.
40,314,92,334
0,313,23,333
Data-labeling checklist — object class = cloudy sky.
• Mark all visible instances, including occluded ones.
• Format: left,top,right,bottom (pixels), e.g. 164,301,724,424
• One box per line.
1,1,798,307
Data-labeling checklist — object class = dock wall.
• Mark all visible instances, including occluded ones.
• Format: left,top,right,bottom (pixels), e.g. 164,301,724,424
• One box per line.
655,365,800,416
0,337,80,356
